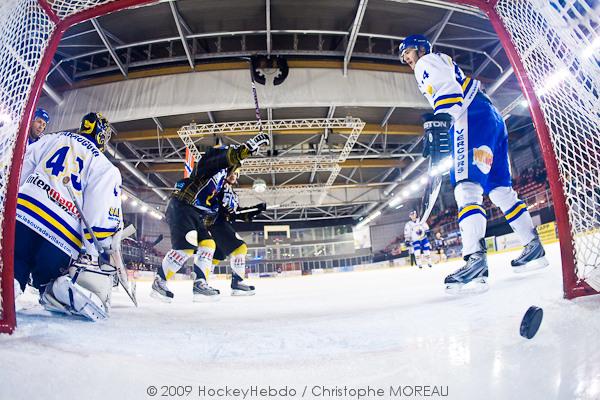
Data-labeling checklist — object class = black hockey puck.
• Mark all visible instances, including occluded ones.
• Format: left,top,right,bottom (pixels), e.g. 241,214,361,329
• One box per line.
520,306,543,339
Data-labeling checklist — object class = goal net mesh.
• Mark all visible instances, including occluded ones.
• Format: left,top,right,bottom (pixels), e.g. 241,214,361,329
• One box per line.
494,0,600,293
0,0,119,331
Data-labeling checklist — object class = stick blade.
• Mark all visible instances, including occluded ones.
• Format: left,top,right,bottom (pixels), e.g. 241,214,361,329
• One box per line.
419,172,442,224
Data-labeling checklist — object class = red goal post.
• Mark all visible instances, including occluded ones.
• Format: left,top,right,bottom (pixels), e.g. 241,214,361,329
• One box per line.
0,0,598,334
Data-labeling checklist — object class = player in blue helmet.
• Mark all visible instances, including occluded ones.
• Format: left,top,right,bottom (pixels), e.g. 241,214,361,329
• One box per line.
398,34,432,69
28,108,49,144
400,34,548,294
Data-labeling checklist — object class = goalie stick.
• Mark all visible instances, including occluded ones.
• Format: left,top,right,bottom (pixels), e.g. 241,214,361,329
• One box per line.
62,176,138,306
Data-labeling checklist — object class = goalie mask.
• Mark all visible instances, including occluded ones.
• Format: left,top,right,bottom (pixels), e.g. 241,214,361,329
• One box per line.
80,112,112,152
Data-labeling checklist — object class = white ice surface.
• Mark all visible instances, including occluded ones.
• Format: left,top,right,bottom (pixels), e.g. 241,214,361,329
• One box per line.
1,242,599,400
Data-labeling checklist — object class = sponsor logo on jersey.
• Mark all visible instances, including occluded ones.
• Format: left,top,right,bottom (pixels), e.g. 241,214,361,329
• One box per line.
473,145,493,174
455,129,466,175
25,174,80,218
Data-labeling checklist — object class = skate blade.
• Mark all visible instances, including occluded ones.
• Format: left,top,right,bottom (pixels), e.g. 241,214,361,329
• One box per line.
193,294,220,302
512,256,549,274
445,278,489,295
150,290,173,303
231,289,256,296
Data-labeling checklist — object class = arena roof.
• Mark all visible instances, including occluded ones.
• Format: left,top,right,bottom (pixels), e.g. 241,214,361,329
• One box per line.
38,0,533,224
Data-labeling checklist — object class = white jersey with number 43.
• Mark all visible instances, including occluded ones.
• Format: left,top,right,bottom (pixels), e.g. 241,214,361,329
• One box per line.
16,131,122,258
404,220,430,242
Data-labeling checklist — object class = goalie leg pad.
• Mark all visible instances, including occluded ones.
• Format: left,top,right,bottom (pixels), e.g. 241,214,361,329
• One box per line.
45,276,108,321
69,264,115,306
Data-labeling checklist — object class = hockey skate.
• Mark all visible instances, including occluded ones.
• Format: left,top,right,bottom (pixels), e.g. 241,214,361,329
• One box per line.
231,279,255,296
511,234,549,273
445,241,489,295
150,275,174,303
192,279,220,302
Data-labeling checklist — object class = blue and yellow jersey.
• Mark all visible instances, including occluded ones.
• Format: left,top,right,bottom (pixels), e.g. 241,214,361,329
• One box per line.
17,132,122,258
414,52,481,120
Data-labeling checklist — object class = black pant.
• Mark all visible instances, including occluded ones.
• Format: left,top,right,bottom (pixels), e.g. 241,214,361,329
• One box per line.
209,219,245,261
166,198,213,250
14,221,72,291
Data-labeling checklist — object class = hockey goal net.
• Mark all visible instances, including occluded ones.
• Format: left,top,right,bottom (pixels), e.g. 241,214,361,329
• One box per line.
0,0,598,333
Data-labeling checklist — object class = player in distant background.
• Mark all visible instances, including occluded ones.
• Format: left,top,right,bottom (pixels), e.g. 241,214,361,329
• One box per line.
28,108,49,145
151,133,269,303
433,232,447,263
209,167,266,296
404,210,432,269
15,112,121,320
400,35,548,294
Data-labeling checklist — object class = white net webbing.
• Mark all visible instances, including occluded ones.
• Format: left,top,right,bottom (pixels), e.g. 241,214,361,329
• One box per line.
495,0,600,290
0,0,121,328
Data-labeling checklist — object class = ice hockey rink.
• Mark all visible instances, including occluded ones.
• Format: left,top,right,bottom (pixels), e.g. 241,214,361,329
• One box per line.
2,241,599,400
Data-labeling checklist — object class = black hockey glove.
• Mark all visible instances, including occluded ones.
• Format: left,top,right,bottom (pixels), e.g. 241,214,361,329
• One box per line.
422,113,452,162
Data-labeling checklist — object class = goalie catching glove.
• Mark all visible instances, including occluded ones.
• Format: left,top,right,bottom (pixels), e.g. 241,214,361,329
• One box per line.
422,113,452,162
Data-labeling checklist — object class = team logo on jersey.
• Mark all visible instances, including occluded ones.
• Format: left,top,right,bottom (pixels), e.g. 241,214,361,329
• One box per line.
108,207,121,221
473,145,493,174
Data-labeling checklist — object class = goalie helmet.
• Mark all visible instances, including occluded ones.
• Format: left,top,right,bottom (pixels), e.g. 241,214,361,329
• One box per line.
80,112,112,152
399,35,432,63
409,210,418,219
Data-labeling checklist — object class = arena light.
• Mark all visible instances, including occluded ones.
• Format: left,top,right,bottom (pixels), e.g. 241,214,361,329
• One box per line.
520,99,529,108
356,210,381,228
140,205,148,212
388,197,402,208
583,36,600,59
253,178,267,193
121,193,128,201
131,200,138,207
538,68,569,96
419,176,428,185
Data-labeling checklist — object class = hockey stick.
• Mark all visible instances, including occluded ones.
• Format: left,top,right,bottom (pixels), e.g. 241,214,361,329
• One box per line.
248,62,264,135
418,158,443,225
235,204,279,214
62,176,138,306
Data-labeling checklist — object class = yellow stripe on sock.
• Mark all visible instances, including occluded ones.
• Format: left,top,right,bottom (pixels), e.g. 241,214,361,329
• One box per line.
505,203,527,221
458,204,486,220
